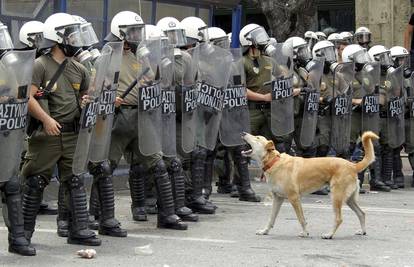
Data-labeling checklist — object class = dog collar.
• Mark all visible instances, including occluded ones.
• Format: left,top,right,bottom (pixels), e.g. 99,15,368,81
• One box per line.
262,155,280,172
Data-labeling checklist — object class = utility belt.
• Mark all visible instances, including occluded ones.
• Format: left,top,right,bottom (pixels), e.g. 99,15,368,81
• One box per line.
59,121,80,133
379,110,388,118
248,101,270,110
119,105,138,110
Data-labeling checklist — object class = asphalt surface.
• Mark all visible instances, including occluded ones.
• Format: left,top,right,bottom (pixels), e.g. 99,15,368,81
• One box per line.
1,163,414,266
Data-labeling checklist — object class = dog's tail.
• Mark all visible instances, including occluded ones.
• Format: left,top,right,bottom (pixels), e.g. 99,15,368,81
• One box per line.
354,131,379,173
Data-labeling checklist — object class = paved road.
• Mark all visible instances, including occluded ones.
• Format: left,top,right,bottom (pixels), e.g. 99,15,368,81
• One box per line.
1,179,414,267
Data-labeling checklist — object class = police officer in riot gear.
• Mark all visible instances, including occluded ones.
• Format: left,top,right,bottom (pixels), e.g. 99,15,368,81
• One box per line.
355,27,372,49
390,46,412,188
21,13,102,246
105,11,187,229
0,20,37,256
369,45,405,190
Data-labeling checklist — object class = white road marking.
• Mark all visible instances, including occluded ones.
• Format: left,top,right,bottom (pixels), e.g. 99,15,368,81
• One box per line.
0,227,235,244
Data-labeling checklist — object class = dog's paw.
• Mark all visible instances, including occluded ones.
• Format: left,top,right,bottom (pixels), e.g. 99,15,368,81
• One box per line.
321,233,333,239
298,231,309,238
355,230,367,236
256,229,269,235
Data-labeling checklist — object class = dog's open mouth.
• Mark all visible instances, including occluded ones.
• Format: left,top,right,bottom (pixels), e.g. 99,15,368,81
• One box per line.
241,144,253,156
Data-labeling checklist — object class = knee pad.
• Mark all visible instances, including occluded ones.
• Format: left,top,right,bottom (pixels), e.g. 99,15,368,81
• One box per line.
89,160,113,178
69,175,85,190
3,180,21,196
129,163,146,178
191,147,207,161
169,158,182,173
26,175,47,191
152,160,168,177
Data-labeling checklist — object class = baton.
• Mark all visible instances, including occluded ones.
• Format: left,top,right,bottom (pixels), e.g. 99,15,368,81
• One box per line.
120,67,151,99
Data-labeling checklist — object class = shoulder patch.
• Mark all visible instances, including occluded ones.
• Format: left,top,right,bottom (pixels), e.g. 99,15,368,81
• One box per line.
72,83,81,90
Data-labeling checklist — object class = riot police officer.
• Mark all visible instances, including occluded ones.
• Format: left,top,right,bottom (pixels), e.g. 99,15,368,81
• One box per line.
355,27,372,49
0,20,37,256
105,11,187,230
369,45,405,190
21,13,102,246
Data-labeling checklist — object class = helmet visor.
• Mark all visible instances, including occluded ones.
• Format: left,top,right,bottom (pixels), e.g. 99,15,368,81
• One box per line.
296,44,312,62
60,24,83,47
81,23,99,47
165,29,187,47
212,36,230,49
317,46,336,62
394,55,409,68
0,25,14,50
27,32,43,48
356,32,371,44
375,52,392,66
352,49,371,64
121,24,145,44
306,37,317,51
248,27,270,46
198,25,209,42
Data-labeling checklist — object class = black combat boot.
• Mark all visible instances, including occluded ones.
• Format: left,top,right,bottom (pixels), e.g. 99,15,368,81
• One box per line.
168,158,198,222
3,181,36,256
187,147,216,214
203,150,216,199
153,161,188,230
89,161,127,237
22,175,46,243
87,184,100,230
216,149,233,194
233,145,260,202
67,175,101,246
408,153,414,187
370,145,391,192
381,145,398,189
392,148,405,188
57,184,70,237
358,172,366,194
129,164,148,221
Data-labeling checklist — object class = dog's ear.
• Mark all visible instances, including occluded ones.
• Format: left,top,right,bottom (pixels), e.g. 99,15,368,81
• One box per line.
265,141,275,152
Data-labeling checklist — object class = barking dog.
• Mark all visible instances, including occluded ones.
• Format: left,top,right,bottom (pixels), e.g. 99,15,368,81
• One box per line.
242,131,378,239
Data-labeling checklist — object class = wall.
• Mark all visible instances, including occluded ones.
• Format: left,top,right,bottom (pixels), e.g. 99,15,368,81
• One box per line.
355,0,412,47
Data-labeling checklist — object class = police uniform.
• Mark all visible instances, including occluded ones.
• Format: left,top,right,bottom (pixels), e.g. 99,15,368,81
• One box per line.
316,72,334,156
244,53,292,152
109,49,187,229
21,54,101,245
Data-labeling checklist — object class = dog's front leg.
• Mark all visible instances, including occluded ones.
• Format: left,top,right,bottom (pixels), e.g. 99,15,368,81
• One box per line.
256,194,284,235
289,195,309,237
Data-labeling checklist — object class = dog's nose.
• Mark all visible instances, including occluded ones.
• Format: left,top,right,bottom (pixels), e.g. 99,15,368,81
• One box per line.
241,132,247,136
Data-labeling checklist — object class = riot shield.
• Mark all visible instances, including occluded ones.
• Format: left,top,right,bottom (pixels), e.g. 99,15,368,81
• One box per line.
360,62,380,134
405,71,414,147
0,50,35,182
73,45,112,175
89,41,123,163
219,48,250,147
180,45,199,153
330,62,355,155
161,44,176,157
270,42,295,137
137,38,163,156
195,43,233,150
386,66,405,148
299,58,324,148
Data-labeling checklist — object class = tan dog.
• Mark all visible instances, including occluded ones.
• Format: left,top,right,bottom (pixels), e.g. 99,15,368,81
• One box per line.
242,131,379,239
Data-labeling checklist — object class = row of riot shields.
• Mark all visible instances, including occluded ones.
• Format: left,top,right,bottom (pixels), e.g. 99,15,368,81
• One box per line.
0,50,36,182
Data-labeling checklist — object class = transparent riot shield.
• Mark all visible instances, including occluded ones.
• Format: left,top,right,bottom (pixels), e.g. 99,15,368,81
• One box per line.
386,66,405,148
270,42,294,137
195,43,233,150
73,45,112,175
330,62,355,155
0,50,35,182
161,44,176,157
299,58,324,148
360,62,380,134
219,48,250,147
180,45,199,153
137,38,163,156
89,41,123,163
405,71,414,147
